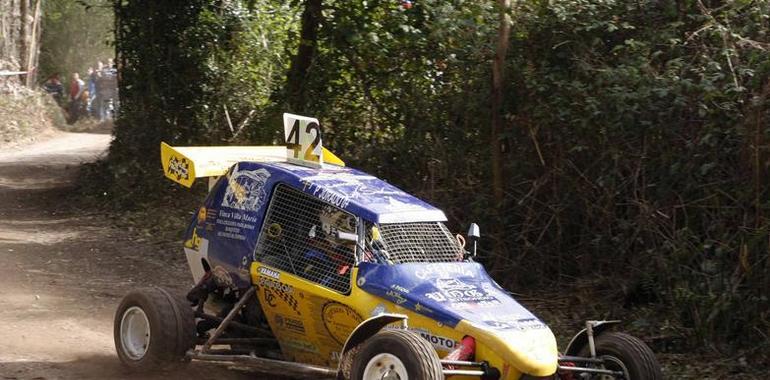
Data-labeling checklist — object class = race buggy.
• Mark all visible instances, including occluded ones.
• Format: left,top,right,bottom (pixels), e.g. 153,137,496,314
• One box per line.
114,114,663,379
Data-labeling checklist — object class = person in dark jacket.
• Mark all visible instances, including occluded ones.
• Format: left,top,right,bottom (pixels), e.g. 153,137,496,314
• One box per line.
42,73,64,105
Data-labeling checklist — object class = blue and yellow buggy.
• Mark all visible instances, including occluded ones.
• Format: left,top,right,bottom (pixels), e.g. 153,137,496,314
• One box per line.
114,114,662,380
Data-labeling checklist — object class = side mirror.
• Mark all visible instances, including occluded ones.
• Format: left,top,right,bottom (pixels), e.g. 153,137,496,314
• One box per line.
467,223,480,257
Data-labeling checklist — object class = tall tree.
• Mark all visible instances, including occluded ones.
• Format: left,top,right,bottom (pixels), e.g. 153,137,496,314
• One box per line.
285,0,322,112
24,0,41,86
18,0,28,78
490,0,512,260
0,0,41,85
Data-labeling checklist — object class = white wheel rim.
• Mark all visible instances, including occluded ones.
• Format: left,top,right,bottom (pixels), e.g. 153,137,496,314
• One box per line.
363,353,408,380
120,306,151,360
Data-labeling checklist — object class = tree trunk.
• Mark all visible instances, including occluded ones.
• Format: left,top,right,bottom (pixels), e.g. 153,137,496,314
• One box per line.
285,0,322,112
490,0,512,265
0,0,10,64
18,0,27,80
24,0,40,86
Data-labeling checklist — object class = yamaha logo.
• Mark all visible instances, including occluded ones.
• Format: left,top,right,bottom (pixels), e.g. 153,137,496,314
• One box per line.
258,266,280,280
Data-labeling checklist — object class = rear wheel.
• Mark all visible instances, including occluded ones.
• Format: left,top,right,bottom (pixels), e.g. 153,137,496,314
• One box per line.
351,329,443,380
114,287,196,372
579,332,662,380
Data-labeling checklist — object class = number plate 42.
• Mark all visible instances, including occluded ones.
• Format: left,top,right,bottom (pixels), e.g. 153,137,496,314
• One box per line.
283,113,323,168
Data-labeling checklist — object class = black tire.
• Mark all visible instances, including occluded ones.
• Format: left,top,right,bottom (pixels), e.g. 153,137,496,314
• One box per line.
114,287,196,372
351,329,443,380
579,332,663,380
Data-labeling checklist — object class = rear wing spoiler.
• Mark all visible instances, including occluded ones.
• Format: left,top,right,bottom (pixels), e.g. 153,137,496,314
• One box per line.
160,142,345,188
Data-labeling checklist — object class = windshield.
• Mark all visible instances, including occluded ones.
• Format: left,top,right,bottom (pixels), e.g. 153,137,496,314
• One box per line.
364,221,465,264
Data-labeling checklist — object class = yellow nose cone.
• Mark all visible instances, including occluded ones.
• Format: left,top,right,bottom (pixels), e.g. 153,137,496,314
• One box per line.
459,320,559,377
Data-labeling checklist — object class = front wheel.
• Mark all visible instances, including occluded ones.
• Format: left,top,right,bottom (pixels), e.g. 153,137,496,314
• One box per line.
580,332,663,380
114,287,196,372
351,329,443,380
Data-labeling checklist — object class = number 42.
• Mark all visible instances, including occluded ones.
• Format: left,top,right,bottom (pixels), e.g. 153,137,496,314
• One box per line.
286,119,322,162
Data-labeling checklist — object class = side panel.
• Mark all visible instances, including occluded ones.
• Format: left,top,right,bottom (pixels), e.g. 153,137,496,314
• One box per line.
182,208,208,284
249,264,512,378
251,264,374,367
184,162,276,288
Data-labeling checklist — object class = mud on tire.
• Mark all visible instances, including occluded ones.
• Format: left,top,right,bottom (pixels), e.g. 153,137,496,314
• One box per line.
114,287,196,372
351,329,443,380
580,332,663,380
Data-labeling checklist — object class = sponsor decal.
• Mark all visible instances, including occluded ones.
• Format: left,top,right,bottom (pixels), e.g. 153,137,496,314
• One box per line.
322,302,363,345
435,278,474,290
317,187,351,209
215,208,259,241
274,314,306,334
425,277,501,307
299,179,352,209
482,316,547,331
390,284,410,294
414,302,434,314
259,277,300,315
258,266,280,280
385,289,408,305
483,320,516,329
414,263,474,280
284,338,319,353
167,156,190,181
383,327,457,352
221,167,271,211
214,166,268,241
297,172,405,206
184,228,201,250
415,329,457,351
264,289,277,307
258,277,294,293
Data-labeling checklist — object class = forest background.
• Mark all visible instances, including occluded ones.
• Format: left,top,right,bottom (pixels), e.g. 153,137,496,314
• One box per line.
2,0,769,376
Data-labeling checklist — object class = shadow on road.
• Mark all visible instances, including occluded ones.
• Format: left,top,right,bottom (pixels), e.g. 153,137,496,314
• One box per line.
0,355,256,380
0,132,265,379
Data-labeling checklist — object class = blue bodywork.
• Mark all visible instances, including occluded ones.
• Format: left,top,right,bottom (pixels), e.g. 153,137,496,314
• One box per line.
185,162,447,287
357,262,547,331
185,160,549,333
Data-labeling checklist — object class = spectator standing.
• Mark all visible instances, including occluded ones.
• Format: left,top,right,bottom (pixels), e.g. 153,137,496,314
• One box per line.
87,67,97,115
96,60,118,121
93,61,104,119
42,73,64,105
69,72,84,102
67,72,87,123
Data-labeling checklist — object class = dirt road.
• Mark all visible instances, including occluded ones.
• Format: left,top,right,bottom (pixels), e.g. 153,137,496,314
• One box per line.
0,131,253,379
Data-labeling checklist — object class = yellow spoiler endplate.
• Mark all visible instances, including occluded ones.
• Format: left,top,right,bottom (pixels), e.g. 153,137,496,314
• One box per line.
160,142,345,188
